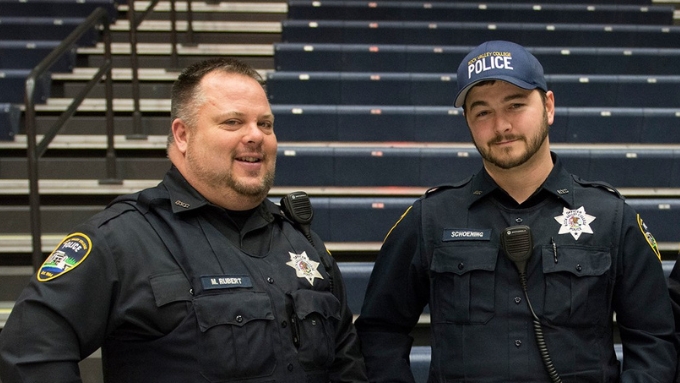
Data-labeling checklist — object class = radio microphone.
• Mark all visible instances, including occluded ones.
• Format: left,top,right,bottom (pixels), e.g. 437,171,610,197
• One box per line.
501,225,532,275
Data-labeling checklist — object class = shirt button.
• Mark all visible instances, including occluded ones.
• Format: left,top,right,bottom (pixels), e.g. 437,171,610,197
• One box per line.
576,264,582,272
515,340,522,348
514,297,522,304
281,321,287,328
458,262,464,270
287,363,294,371
267,277,274,284
515,217,523,223
236,315,243,323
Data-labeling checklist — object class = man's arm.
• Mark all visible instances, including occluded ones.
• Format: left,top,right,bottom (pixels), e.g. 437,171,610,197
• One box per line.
326,255,369,383
355,203,429,383
666,255,680,382
615,207,677,382
0,227,117,383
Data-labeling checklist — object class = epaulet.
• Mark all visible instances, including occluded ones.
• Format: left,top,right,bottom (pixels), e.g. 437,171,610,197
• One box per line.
423,176,473,198
572,175,623,199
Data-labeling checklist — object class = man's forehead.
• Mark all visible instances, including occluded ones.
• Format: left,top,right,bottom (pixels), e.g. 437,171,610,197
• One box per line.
469,81,532,99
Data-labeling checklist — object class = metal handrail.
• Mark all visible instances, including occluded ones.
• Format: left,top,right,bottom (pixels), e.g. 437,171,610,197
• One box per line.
25,7,115,270
128,0,194,137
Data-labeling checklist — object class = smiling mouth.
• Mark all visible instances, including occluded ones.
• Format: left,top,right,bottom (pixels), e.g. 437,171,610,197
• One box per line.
236,156,262,163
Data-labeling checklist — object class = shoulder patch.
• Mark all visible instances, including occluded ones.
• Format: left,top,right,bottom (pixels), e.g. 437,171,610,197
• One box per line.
572,175,623,199
637,215,661,261
38,233,93,281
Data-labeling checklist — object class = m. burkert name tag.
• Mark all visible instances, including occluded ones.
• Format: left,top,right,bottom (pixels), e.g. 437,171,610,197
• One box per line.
201,275,253,290
442,229,491,242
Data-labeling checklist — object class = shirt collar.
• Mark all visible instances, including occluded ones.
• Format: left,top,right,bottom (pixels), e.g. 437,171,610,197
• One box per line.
163,166,284,222
466,152,576,208
163,166,212,214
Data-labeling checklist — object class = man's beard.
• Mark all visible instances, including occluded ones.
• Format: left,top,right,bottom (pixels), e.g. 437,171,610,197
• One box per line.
187,149,276,200
473,109,550,170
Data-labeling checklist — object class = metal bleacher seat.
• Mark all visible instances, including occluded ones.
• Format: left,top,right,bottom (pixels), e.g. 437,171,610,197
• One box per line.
630,200,680,244
0,17,100,46
586,148,680,188
281,20,680,48
287,1,674,25
0,69,51,104
271,105,680,144
0,40,77,72
276,44,680,76
0,0,119,22
267,72,680,108
8,144,675,190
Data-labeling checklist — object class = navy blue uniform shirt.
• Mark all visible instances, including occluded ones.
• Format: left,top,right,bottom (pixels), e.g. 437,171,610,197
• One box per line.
356,153,676,383
0,166,367,383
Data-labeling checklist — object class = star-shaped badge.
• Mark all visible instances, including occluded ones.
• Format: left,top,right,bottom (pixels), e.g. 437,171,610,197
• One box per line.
286,251,324,285
554,206,596,240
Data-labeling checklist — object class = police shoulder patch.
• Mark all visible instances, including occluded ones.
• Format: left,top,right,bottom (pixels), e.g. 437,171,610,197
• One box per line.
637,215,661,261
38,232,93,281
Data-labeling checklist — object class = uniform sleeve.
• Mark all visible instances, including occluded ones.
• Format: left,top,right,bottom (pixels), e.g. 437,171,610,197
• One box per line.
0,224,120,383
354,202,430,383
667,255,680,382
307,231,368,383
614,206,678,383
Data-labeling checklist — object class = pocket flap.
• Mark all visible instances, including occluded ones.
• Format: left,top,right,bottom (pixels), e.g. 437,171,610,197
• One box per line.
541,246,611,277
431,245,498,276
149,271,192,307
194,291,274,331
289,289,341,320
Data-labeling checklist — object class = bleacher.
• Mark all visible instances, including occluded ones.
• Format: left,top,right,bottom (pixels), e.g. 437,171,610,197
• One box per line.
0,0,679,382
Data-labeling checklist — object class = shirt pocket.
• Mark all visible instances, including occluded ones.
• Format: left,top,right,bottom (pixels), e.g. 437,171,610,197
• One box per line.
288,289,341,371
149,271,192,332
194,291,276,382
541,245,611,326
430,245,498,324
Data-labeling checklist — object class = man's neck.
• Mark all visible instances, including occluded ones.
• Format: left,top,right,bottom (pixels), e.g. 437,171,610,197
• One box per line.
485,150,554,205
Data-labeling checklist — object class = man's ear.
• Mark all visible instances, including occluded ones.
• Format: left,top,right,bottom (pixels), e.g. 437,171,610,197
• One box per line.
545,90,556,126
172,118,189,154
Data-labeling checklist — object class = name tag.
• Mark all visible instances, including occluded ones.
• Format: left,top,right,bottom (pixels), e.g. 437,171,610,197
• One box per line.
443,229,491,242
201,275,252,290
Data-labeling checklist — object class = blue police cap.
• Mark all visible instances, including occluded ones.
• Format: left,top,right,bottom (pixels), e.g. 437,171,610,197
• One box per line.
454,40,548,108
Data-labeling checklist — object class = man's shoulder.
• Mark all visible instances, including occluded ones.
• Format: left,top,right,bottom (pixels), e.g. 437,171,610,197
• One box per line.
90,185,169,229
570,174,624,200
422,176,474,200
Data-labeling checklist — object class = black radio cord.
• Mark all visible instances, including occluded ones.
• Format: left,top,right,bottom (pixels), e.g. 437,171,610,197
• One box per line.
519,272,562,383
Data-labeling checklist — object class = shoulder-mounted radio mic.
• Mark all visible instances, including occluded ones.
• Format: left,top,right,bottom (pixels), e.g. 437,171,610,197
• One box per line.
280,191,314,245
501,225,562,383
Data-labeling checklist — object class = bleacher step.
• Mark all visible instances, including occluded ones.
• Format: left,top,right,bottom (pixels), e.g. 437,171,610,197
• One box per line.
76,42,274,56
